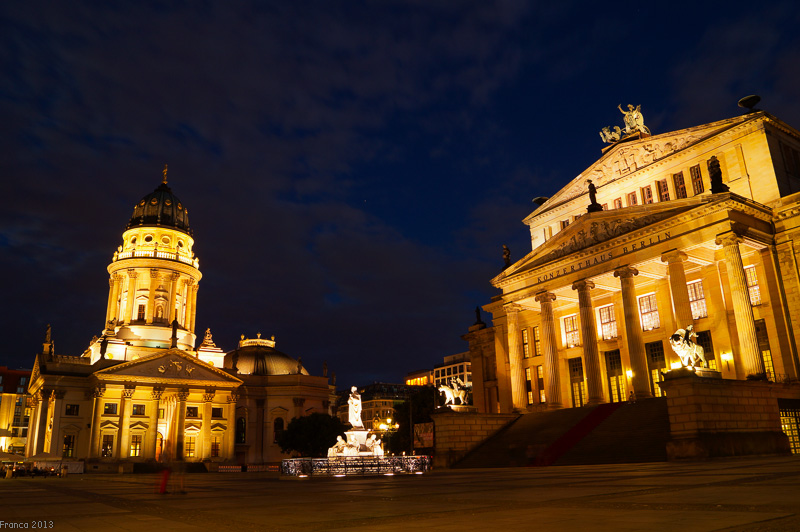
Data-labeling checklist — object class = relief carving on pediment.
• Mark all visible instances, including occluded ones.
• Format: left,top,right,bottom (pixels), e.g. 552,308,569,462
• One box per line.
562,134,704,202
537,212,670,265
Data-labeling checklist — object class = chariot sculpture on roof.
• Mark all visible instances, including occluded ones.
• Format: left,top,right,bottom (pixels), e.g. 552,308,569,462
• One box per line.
600,104,651,143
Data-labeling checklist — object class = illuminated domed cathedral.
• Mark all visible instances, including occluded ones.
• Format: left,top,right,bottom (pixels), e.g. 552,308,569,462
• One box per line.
26,168,335,469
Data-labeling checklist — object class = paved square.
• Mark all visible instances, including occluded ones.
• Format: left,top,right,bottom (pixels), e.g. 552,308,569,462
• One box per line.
1,456,799,531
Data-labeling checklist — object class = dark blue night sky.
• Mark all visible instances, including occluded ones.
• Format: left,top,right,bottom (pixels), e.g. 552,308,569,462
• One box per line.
2,1,799,386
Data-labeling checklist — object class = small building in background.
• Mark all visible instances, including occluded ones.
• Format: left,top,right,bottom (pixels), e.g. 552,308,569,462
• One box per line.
0,366,32,454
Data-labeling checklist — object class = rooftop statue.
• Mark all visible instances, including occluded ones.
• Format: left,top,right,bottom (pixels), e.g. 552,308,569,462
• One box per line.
600,104,651,143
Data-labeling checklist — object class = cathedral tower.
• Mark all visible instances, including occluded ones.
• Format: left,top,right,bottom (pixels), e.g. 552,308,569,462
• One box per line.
95,167,202,360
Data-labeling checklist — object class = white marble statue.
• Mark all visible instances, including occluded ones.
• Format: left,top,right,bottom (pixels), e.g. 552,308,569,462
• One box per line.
439,377,468,406
365,434,384,456
348,386,363,428
669,325,707,369
327,435,347,457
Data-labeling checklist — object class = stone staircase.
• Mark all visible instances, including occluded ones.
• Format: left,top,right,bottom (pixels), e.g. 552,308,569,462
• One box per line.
452,397,669,468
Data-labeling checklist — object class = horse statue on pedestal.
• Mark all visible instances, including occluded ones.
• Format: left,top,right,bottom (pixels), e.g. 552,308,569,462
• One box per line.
438,377,468,406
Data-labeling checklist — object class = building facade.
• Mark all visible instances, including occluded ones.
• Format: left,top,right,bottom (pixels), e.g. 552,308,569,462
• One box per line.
465,111,800,414
26,171,334,466
0,366,31,454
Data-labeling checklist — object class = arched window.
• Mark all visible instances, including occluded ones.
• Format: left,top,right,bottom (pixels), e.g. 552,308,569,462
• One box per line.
235,417,246,444
273,417,284,443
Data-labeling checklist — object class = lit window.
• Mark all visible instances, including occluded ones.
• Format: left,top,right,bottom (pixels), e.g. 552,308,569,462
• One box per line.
63,434,75,458
564,315,580,347
536,366,545,403
673,172,687,199
613,198,623,209
641,185,654,204
690,165,704,194
101,434,114,457
521,329,530,359
687,280,707,319
525,367,534,405
130,435,142,457
132,404,145,416
184,436,195,458
103,403,118,415
639,294,660,330
599,305,617,339
627,192,638,206
533,326,541,356
656,179,670,201
745,266,761,305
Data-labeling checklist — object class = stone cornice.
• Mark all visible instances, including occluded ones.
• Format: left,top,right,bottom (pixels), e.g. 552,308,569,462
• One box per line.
108,257,201,280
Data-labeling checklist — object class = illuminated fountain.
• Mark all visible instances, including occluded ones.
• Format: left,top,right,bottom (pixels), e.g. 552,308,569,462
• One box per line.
280,386,431,477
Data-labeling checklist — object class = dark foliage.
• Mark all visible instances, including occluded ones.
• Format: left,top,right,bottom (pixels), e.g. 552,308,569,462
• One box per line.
276,413,347,458
386,386,437,455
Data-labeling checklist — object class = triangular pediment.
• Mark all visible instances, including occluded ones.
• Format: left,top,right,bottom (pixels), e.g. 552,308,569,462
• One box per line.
534,115,755,217
93,348,242,387
496,198,703,284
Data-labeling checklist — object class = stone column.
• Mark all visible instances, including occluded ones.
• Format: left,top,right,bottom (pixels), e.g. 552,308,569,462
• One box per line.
149,388,163,460
47,390,66,455
504,303,528,411
88,386,105,458
661,250,694,330
614,266,652,399
26,394,41,458
167,273,180,322
105,276,118,324
202,390,215,459
573,279,604,404
146,270,159,323
716,232,764,376
226,394,238,460
123,270,138,325
175,389,188,459
535,291,562,409
189,283,199,333
117,386,135,459
34,390,51,455
184,280,195,330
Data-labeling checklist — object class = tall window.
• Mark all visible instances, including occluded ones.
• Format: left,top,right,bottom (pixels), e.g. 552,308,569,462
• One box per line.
564,315,580,347
521,329,530,359
645,341,666,397
211,436,221,458
656,179,670,201
130,435,142,457
63,434,75,458
137,304,146,321
605,350,626,403
236,417,246,444
613,197,623,209
687,280,707,319
525,367,534,405
536,366,545,403
568,357,586,408
696,330,716,370
627,191,638,206
184,436,196,458
673,172,687,199
599,305,617,339
274,417,285,443
533,326,542,356
690,165,704,194
745,265,761,305
641,185,654,204
639,294,660,330
101,435,114,457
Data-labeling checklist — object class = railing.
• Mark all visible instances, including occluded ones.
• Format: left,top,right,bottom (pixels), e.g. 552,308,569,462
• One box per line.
114,250,198,267
280,455,431,477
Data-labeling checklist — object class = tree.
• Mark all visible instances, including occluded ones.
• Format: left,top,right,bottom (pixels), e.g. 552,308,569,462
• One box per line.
385,386,436,455
276,413,347,458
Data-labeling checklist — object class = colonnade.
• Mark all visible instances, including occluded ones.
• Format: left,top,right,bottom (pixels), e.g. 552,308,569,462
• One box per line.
505,231,763,411
106,269,199,332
